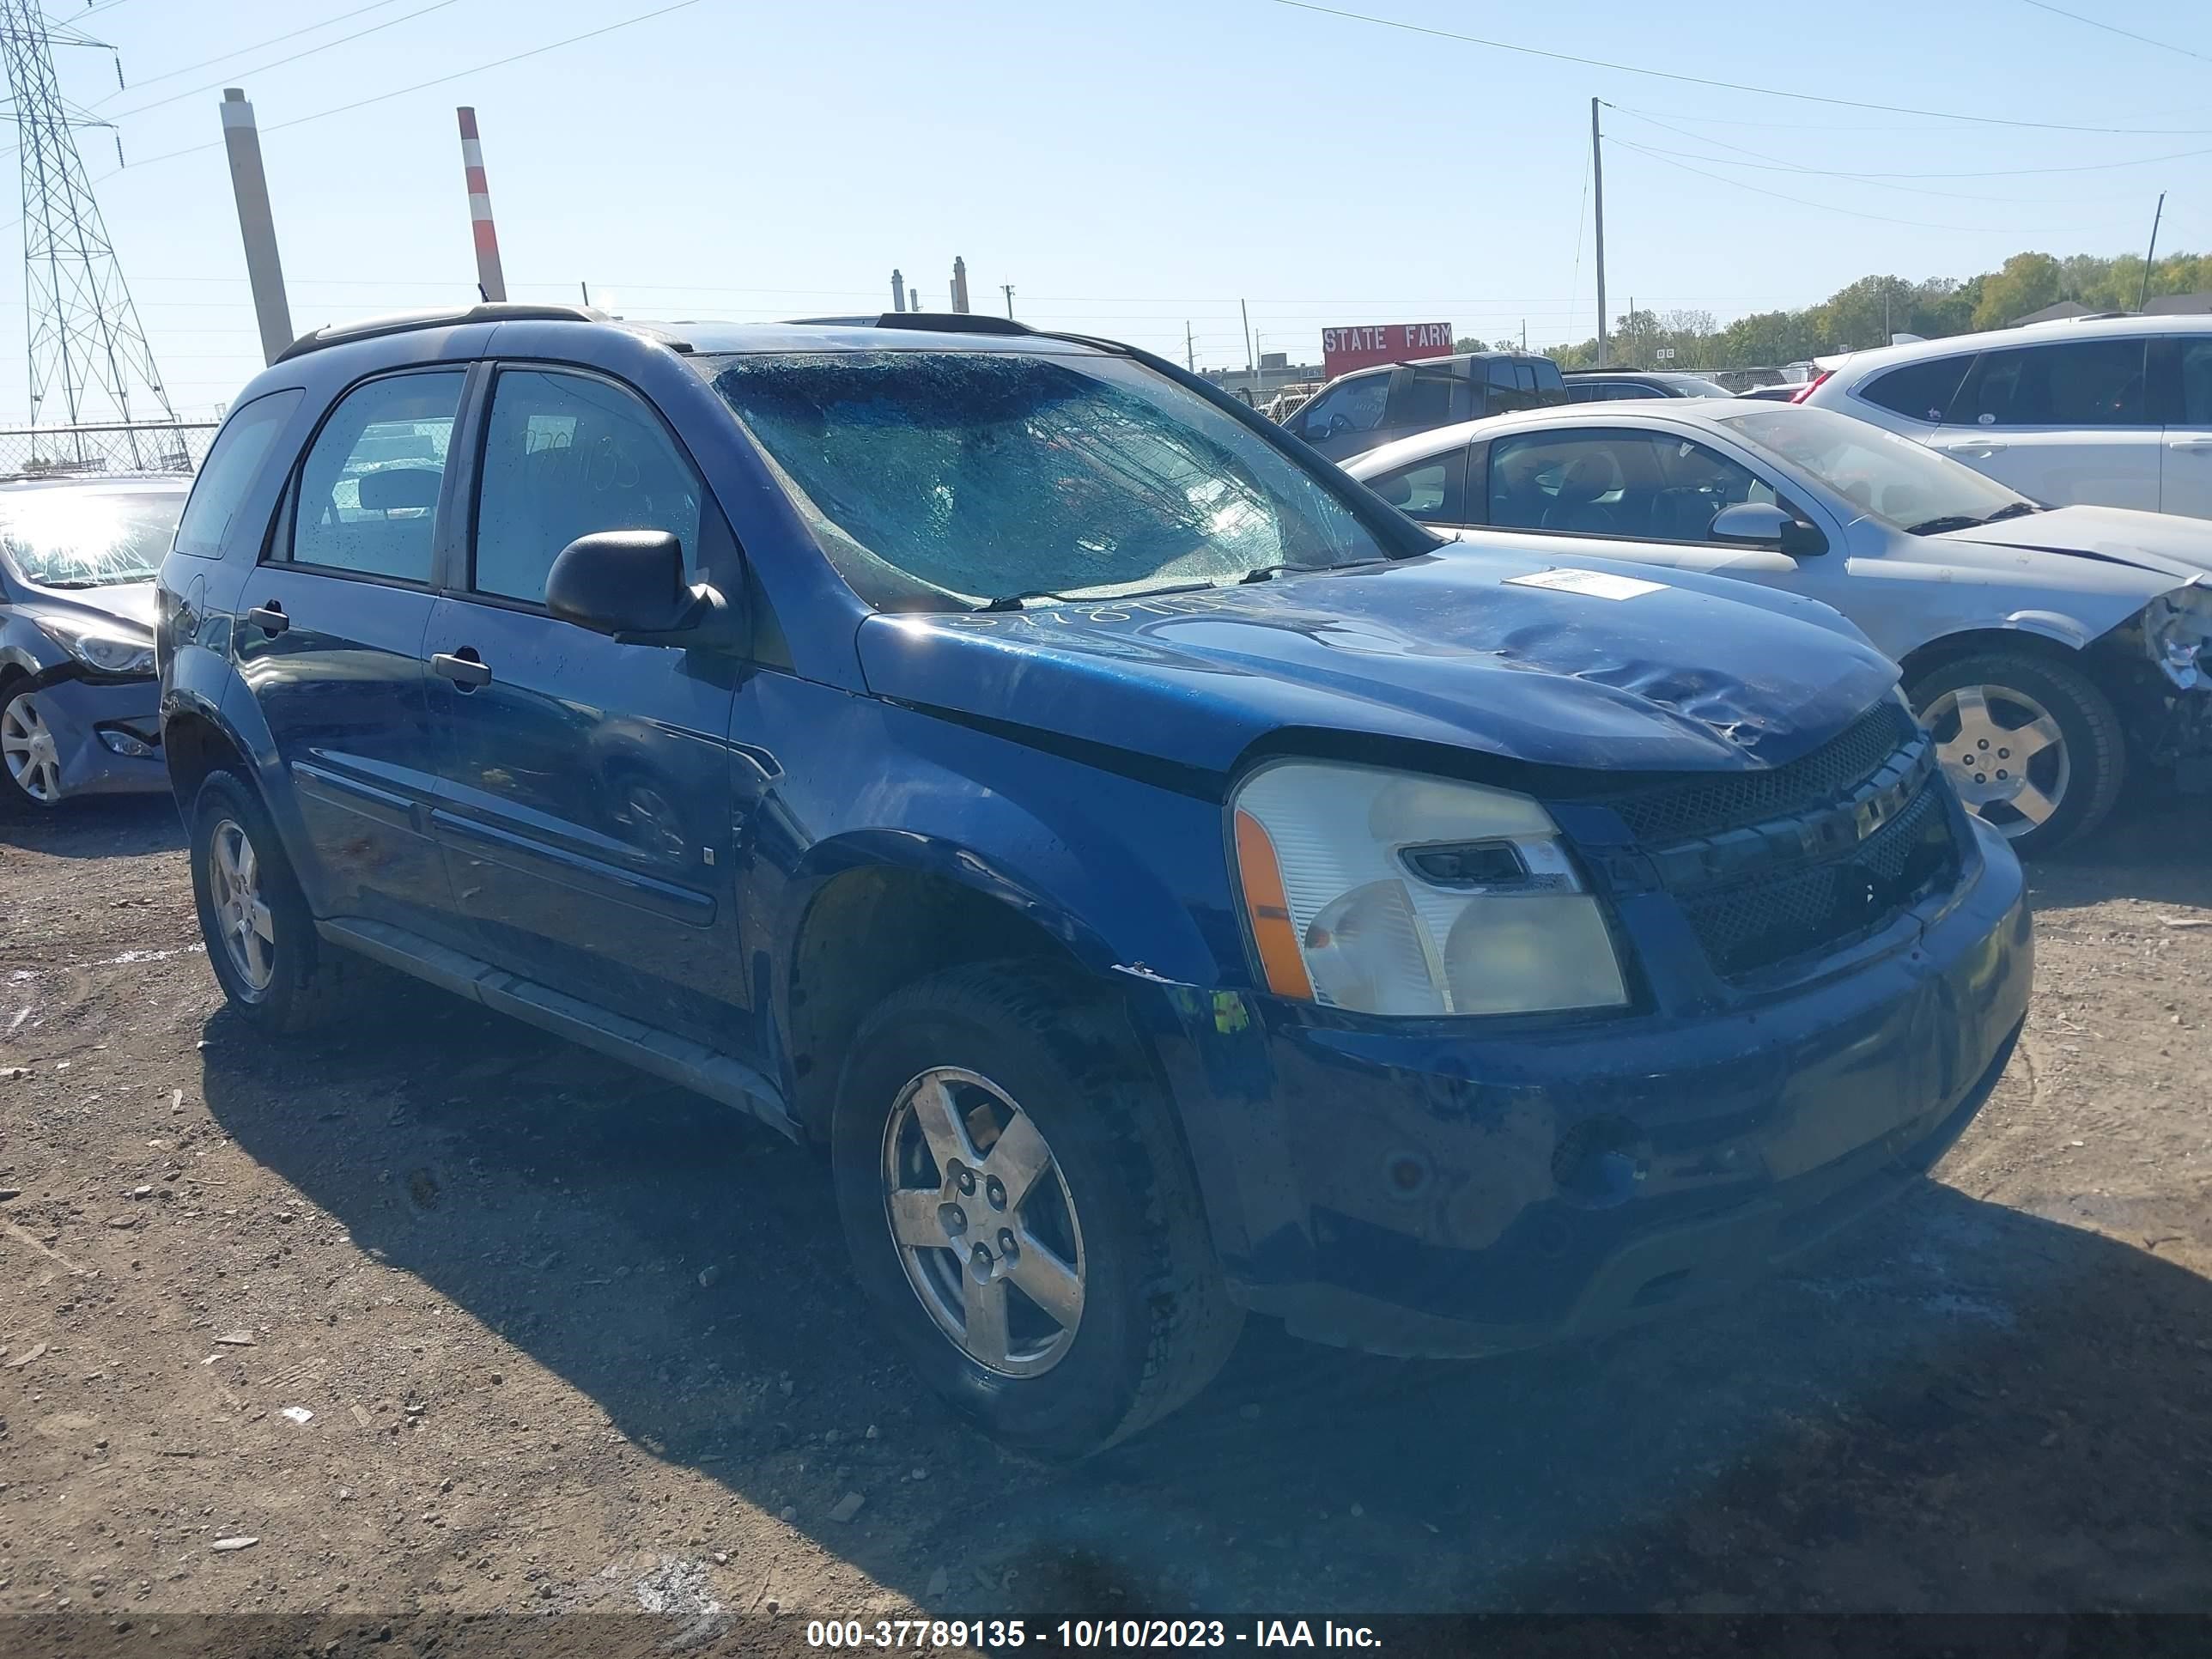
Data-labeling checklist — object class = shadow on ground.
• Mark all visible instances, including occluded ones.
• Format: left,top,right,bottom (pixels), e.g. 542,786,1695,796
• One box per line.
1,793,183,860
195,805,2212,1617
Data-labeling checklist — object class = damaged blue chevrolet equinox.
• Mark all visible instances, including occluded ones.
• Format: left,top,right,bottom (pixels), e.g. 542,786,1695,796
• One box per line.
156,305,2033,1456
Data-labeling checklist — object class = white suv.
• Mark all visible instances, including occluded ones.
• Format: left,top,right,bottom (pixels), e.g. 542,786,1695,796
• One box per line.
1800,314,2212,519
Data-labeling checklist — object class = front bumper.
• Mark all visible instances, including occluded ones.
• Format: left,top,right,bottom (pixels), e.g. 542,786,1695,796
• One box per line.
1141,817,2033,1358
9,667,165,800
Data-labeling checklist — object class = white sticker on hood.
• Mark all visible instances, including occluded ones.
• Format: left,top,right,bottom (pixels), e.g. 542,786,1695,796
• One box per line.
1503,568,1667,601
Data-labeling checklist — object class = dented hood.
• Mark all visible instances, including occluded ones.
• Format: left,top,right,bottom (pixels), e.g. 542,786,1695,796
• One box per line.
1934,504,2212,588
857,551,1899,777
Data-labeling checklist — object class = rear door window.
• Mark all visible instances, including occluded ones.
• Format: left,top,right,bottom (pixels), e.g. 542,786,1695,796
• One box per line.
1399,364,1472,428
1857,356,1974,424
1958,340,2150,428
284,372,464,582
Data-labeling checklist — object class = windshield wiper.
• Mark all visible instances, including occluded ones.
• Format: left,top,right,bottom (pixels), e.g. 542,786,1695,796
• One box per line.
1905,514,1986,536
1984,501,2042,522
977,580,1216,612
1238,556,1391,584
32,577,100,589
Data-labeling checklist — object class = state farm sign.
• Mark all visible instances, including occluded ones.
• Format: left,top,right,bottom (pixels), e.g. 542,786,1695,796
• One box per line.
1320,321,1454,381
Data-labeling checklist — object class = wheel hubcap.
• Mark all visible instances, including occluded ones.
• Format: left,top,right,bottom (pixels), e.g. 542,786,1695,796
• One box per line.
881,1066,1085,1378
2,695,62,804
206,818,276,992
1923,683,2069,840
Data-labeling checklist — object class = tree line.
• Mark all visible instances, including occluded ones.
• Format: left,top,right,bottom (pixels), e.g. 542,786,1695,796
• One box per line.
1455,249,2211,372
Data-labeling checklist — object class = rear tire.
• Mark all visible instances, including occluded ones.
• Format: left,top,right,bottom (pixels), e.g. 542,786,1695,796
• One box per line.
188,769,353,1033
1908,650,2124,857
830,961,1243,1459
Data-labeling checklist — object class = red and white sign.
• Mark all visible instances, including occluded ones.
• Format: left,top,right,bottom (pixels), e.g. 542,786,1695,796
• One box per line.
1320,321,1454,381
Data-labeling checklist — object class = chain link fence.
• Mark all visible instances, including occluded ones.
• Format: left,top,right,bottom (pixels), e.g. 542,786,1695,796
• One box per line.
0,421,218,478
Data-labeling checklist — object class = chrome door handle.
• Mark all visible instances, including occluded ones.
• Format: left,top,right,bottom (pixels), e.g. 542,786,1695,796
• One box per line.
2168,439,2212,453
245,602,288,636
431,651,491,690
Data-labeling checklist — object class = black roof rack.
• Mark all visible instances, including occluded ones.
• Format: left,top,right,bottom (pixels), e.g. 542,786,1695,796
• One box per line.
781,311,1039,337
274,302,607,363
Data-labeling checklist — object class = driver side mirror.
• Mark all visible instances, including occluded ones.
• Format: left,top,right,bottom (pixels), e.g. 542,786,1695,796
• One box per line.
1710,501,1828,557
544,530,745,650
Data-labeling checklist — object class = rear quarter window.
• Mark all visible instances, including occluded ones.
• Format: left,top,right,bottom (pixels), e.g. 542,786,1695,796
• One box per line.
171,389,304,559
1856,356,1974,424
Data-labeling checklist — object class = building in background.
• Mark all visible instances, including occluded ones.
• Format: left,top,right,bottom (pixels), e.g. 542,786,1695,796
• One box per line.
1204,352,1325,407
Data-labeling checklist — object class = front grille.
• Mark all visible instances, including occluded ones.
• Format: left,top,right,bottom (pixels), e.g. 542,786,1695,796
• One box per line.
1603,700,1918,844
1560,699,1964,984
1676,777,1956,979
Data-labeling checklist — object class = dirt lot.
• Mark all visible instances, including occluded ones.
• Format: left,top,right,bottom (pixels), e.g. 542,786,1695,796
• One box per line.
2,789,2209,1651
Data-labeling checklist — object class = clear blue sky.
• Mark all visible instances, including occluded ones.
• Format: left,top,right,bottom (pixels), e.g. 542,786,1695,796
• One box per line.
9,0,2210,422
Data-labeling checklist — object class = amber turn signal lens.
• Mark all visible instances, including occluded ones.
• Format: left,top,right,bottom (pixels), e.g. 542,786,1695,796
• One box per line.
1233,807,1315,1001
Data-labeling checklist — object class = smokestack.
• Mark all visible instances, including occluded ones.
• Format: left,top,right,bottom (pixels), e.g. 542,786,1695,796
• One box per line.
951,256,969,314
456,107,507,303
908,284,919,313
218,90,294,365
891,268,905,313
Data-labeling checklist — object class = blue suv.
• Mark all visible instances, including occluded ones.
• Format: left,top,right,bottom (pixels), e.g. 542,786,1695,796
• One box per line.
156,305,2032,1456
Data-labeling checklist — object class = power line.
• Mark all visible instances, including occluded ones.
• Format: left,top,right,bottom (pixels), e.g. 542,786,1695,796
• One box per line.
2015,0,2212,64
110,0,702,173
1268,0,2212,135
106,1,468,120
1603,107,2160,204
94,0,421,100
1608,138,2117,235
1610,106,2212,179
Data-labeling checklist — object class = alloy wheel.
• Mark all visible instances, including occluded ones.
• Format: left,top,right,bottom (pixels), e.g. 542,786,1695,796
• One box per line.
2,694,62,804
1923,683,2069,840
206,817,276,992
880,1066,1086,1378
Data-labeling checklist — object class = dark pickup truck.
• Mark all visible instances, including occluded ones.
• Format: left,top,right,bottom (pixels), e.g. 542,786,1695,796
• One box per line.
1281,350,1569,462
156,305,2031,1455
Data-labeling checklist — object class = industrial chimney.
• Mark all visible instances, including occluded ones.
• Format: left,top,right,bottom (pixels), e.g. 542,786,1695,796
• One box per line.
890,268,906,313
455,107,507,302
951,257,970,314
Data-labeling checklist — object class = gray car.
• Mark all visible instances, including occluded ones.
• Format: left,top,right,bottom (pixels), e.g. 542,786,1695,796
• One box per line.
0,477,187,813
1347,402,2212,855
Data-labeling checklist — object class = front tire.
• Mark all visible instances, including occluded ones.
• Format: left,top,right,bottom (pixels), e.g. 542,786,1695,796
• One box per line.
188,769,353,1033
830,962,1243,1458
1908,650,2124,857
1,683,66,817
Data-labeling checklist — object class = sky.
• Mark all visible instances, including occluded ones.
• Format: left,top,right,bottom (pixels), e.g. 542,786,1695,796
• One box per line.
5,0,2211,424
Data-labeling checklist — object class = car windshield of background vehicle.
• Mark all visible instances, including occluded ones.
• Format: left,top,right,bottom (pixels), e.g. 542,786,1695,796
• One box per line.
1717,406,2037,533
699,350,1394,607
0,489,187,588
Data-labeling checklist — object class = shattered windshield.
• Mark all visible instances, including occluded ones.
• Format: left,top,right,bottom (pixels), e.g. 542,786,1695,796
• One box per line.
696,349,1391,608
0,486,186,588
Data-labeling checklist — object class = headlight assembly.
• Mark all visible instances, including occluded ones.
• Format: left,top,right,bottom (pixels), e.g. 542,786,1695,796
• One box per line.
2144,583,2212,692
33,613,155,677
1230,759,1629,1017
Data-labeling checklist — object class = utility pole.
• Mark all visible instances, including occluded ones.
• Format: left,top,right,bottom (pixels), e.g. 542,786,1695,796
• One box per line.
1186,321,1195,370
1001,283,1015,319
219,89,293,367
1521,319,1528,352
1590,97,1608,368
2138,192,2166,312
1240,298,1255,392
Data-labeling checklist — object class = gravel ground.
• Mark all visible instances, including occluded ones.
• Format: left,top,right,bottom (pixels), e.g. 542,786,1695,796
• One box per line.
1,791,2209,1654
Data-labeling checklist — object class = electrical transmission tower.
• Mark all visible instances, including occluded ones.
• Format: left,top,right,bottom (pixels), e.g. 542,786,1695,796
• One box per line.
0,0,173,440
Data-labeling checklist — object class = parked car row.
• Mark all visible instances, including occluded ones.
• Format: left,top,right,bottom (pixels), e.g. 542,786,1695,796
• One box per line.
46,302,2035,1459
